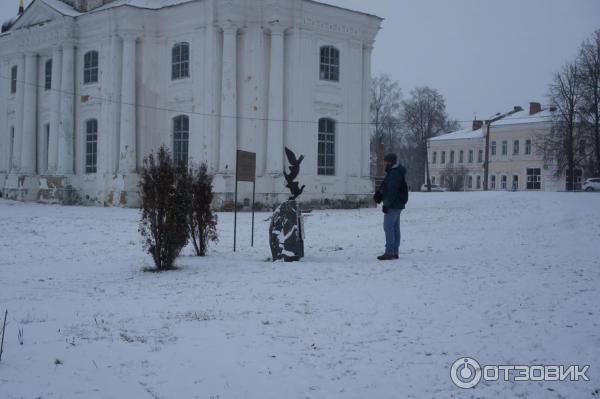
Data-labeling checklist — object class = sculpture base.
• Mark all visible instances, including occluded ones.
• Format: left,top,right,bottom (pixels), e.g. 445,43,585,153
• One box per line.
269,200,304,262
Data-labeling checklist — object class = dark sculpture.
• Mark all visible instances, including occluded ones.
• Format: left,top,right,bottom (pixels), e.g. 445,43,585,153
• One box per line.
284,147,305,200
269,147,305,262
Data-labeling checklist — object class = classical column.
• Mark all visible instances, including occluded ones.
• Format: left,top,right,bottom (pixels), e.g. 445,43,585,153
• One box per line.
57,44,75,175
0,59,8,173
118,34,137,174
12,55,25,173
218,24,238,173
48,47,62,174
19,53,38,174
266,23,285,176
361,44,373,177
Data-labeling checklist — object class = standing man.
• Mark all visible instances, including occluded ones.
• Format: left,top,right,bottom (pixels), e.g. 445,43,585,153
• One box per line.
373,153,408,260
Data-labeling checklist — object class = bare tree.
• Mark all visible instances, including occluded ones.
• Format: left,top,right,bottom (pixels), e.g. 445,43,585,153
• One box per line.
543,62,585,190
578,29,600,175
440,164,468,191
370,74,402,176
403,87,453,191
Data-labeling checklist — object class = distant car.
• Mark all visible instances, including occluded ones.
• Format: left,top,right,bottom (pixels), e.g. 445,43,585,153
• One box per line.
421,184,446,192
583,178,600,192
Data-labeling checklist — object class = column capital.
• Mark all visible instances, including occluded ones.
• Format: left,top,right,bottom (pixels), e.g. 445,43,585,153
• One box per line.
220,21,239,35
119,31,139,42
268,20,287,36
61,41,76,51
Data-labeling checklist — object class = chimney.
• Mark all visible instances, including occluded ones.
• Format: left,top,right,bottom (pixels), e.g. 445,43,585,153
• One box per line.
529,102,542,115
472,120,483,131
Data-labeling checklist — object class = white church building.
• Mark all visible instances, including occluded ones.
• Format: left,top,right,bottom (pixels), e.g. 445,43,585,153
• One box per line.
0,0,381,207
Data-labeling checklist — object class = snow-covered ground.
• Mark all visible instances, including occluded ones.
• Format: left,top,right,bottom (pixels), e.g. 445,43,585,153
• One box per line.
0,192,599,398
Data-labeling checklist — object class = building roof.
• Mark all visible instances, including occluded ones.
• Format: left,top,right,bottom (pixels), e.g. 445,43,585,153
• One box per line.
38,0,195,15
429,127,484,142
429,107,555,143
490,108,554,127
306,0,383,21
34,0,382,18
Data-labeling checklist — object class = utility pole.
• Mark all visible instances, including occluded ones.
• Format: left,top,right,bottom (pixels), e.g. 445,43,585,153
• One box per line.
483,107,523,190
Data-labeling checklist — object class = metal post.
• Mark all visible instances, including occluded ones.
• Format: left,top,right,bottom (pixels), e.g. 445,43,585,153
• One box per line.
251,181,255,247
0,310,7,363
234,174,238,252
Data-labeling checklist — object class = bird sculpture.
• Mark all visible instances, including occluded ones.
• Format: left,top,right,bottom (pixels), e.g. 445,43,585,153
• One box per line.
284,147,305,200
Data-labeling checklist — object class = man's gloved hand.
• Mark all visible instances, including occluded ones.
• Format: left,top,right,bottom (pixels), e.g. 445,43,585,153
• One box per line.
382,206,389,214
373,191,383,204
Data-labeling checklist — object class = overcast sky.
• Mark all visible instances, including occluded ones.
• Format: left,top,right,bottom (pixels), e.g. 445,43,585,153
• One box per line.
323,0,600,124
2,0,599,124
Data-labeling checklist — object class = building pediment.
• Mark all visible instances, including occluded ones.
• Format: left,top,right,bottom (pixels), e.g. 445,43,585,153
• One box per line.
10,0,67,32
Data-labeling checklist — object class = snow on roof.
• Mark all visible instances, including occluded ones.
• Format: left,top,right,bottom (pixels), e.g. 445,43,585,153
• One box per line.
40,0,81,16
306,0,383,20
429,127,484,142
38,0,195,16
93,0,196,12
490,108,554,127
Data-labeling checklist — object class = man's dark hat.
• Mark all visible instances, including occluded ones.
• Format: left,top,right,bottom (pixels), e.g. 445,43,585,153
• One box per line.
384,153,397,163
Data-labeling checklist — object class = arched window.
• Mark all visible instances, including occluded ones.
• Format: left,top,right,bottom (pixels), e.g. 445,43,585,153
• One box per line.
318,118,335,176
84,50,99,84
85,119,98,174
173,115,189,166
319,45,339,82
172,42,190,80
45,59,52,90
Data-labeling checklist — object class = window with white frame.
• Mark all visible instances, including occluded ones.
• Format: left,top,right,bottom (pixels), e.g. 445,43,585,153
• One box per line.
467,175,473,189
318,118,336,175
468,149,473,163
319,46,339,82
85,119,98,173
476,175,481,189
513,140,520,155
172,42,190,80
501,175,507,189
459,150,464,163
432,152,437,164
526,168,541,190
490,175,496,189
502,140,508,156
450,150,454,163
173,115,189,167
525,139,532,155
491,141,496,156
478,149,483,163
10,65,17,94
441,151,446,164
84,51,99,84
45,59,52,91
